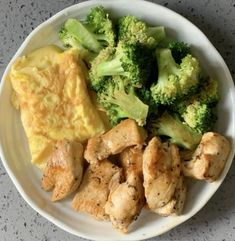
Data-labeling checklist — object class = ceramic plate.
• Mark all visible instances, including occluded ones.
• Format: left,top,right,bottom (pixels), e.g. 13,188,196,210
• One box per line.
0,0,234,240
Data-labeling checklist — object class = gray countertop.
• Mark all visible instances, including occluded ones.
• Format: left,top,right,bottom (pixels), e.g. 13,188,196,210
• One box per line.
0,0,235,240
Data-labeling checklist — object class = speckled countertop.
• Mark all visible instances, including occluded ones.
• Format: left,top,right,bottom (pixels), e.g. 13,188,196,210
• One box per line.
0,0,235,241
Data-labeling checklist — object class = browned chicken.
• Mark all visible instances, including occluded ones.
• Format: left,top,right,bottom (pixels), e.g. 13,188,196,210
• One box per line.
155,175,187,216
41,140,84,202
84,119,146,165
105,173,144,232
72,160,123,221
143,137,186,216
119,145,143,176
182,132,231,182
105,146,145,233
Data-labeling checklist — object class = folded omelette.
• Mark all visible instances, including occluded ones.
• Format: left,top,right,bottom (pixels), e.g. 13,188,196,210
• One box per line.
9,45,106,168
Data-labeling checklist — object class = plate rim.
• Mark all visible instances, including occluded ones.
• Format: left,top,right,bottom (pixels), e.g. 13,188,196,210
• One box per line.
0,0,235,240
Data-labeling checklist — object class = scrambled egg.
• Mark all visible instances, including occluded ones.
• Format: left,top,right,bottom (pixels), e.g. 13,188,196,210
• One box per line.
9,45,106,168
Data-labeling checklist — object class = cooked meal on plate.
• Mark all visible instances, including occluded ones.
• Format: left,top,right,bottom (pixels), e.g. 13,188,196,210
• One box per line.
8,6,231,233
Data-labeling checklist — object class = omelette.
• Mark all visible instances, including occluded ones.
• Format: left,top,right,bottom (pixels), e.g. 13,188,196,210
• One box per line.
9,45,106,168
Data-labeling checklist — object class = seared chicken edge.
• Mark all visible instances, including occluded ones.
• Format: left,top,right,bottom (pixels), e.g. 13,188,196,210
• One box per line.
72,160,123,221
182,132,231,182
84,119,146,165
41,140,84,202
105,146,145,233
143,137,186,216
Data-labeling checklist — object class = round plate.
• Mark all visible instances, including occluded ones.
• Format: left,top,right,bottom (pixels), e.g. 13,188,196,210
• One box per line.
0,0,235,240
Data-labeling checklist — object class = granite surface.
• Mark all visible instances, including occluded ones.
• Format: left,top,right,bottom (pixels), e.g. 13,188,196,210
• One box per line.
0,0,235,240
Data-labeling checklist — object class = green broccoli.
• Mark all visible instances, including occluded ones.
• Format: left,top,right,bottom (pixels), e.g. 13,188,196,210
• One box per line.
173,76,219,133
97,77,149,126
196,76,219,106
59,28,96,62
150,48,201,105
148,111,202,150
118,15,165,48
88,46,114,91
59,6,115,55
168,41,191,64
86,6,115,47
89,41,152,91
179,101,216,133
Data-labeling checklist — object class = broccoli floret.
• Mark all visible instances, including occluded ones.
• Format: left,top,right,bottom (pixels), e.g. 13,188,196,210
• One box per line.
180,101,216,133
62,18,102,53
168,41,191,64
148,111,202,149
59,7,115,54
89,41,152,91
59,28,96,62
86,6,115,47
173,76,218,133
89,46,115,91
150,48,200,105
118,15,165,49
176,77,219,112
97,77,149,126
196,76,219,106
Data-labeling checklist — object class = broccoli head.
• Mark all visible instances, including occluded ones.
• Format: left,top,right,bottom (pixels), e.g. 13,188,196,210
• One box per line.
86,6,115,47
196,76,219,106
89,41,152,90
172,75,219,133
89,46,115,91
97,77,149,126
59,6,115,55
150,48,201,105
168,41,191,64
148,111,202,150
180,101,216,133
118,15,165,49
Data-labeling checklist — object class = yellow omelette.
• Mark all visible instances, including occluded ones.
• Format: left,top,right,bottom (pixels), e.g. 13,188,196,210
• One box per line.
9,45,106,168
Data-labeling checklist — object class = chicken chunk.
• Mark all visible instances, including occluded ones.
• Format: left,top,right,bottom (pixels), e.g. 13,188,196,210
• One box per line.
143,137,183,215
84,119,146,165
120,145,143,176
105,146,145,233
72,160,123,221
182,132,231,182
41,140,84,202
155,175,187,216
105,173,145,233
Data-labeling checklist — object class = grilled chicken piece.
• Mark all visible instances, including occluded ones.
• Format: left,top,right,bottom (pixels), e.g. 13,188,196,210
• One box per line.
120,145,143,176
155,175,187,216
105,146,145,233
41,140,84,202
105,173,145,233
143,137,186,215
72,160,123,221
84,119,146,165
182,132,231,182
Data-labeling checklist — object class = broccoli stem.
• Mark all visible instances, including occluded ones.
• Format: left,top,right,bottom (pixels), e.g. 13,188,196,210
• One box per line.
99,79,149,126
94,33,108,41
63,36,96,62
148,26,166,43
156,112,202,149
109,87,149,126
96,56,125,77
157,48,180,84
60,32,96,62
64,18,102,53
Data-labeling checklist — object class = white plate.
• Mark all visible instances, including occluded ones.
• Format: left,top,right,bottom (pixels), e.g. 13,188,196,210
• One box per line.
0,0,235,240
